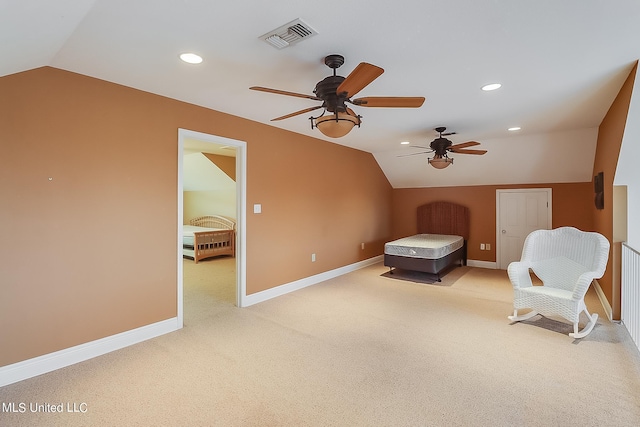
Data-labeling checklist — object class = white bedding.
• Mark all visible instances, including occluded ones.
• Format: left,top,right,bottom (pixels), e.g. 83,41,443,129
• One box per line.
183,225,225,247
384,234,464,259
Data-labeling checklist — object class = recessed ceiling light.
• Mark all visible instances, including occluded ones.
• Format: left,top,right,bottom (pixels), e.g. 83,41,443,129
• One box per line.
508,127,521,131
481,83,502,91
400,141,411,145
180,53,203,64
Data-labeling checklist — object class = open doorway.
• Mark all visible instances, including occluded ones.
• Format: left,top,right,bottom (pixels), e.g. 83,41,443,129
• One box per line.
177,129,247,328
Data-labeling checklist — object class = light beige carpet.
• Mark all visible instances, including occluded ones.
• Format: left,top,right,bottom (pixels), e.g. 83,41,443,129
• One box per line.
2,262,640,426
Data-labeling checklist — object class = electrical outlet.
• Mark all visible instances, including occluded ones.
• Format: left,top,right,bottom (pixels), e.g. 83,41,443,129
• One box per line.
480,243,485,250
486,243,491,251
311,253,316,262
361,243,365,250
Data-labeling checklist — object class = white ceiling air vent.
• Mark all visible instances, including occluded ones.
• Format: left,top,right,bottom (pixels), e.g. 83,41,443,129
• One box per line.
260,18,318,49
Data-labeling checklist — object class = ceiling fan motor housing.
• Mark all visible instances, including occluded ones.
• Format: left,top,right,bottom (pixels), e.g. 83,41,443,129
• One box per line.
430,137,452,156
314,75,348,113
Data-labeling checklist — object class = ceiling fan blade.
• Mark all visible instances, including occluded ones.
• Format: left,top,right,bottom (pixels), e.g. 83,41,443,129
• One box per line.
271,106,323,121
250,86,322,101
450,141,481,149
449,148,487,155
351,96,425,108
336,62,384,98
397,151,432,157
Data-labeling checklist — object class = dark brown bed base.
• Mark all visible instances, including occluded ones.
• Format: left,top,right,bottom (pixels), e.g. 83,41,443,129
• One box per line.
384,243,466,281
384,201,470,281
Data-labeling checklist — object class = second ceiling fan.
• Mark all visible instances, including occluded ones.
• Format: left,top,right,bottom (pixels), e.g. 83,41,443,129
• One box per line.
402,127,488,169
250,54,425,138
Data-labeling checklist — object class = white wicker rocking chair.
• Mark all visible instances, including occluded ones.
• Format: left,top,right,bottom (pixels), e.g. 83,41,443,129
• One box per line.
507,227,610,338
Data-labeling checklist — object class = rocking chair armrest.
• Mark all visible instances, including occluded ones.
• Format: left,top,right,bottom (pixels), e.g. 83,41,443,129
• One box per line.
572,271,600,300
507,261,533,289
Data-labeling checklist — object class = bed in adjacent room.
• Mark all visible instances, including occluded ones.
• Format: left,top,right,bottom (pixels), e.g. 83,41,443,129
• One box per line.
183,215,236,263
384,201,469,281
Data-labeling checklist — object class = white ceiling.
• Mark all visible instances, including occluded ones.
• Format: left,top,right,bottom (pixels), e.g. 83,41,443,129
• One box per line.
2,0,639,188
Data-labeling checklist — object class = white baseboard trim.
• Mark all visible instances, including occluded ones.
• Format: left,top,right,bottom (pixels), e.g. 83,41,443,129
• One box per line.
592,279,613,321
467,259,498,269
243,255,384,307
0,317,179,387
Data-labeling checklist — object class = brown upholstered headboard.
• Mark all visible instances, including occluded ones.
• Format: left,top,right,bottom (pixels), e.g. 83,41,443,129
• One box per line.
417,201,470,240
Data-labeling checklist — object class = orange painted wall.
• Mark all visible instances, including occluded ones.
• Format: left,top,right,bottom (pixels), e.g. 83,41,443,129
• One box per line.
245,124,392,292
391,182,594,262
591,62,637,308
0,67,392,366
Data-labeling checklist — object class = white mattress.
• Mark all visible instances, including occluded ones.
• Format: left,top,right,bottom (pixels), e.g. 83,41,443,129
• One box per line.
384,234,464,259
183,225,225,247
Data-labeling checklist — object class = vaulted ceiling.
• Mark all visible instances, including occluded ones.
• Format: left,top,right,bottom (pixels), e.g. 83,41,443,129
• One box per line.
2,1,639,187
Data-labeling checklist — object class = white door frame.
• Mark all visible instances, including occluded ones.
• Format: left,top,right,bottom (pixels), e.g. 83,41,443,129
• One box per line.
495,188,552,270
177,128,247,328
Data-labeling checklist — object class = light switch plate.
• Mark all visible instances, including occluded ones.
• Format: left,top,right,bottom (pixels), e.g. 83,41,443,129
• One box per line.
254,204,262,214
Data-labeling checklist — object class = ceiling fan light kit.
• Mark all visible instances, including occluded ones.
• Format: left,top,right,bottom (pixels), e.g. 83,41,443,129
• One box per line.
312,111,360,138
250,54,424,138
428,154,453,169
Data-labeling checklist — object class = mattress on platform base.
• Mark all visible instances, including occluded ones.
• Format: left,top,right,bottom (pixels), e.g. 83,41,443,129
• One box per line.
384,234,464,259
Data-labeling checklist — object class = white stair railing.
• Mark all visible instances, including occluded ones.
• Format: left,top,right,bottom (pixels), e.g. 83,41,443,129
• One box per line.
621,243,640,351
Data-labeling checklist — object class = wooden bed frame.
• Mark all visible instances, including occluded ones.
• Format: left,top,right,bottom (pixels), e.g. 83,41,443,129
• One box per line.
184,215,236,263
384,201,470,280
